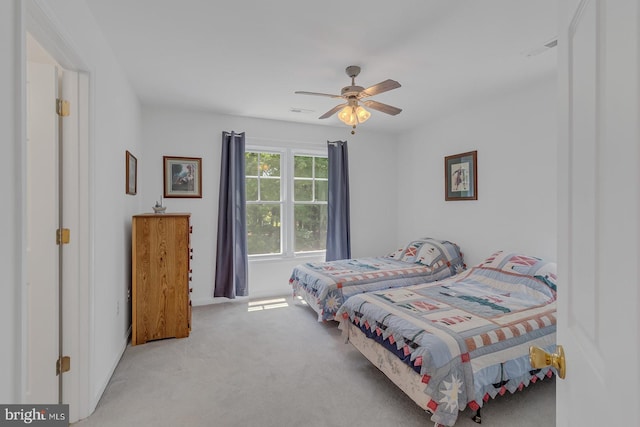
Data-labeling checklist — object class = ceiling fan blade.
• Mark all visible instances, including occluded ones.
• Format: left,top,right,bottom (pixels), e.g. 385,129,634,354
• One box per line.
360,79,401,97
362,100,403,116
318,103,347,119
295,91,343,99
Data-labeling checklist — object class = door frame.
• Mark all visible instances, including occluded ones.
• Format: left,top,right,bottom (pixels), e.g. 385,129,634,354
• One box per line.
21,1,92,422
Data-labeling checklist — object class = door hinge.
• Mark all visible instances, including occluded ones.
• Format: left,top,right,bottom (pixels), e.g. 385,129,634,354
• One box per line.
56,98,70,117
56,356,71,376
56,228,70,245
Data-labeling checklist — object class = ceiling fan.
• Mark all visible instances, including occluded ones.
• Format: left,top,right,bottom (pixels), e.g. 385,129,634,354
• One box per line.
295,65,402,134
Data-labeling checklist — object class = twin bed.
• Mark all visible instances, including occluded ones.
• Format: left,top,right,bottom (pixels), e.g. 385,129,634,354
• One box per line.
290,238,466,321
290,246,558,427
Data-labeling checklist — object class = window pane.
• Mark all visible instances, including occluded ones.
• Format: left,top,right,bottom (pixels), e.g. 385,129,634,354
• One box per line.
246,177,258,201
260,153,281,177
294,204,327,252
294,179,312,201
246,150,328,257
294,156,313,178
315,180,328,202
245,152,259,176
247,204,281,255
315,157,328,178
260,178,280,201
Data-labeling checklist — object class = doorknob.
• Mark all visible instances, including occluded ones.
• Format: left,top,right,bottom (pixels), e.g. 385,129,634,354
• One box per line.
529,345,566,379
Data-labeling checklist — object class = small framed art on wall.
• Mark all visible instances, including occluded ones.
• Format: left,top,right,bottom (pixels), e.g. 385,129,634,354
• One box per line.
126,150,137,195
444,150,477,201
163,156,202,198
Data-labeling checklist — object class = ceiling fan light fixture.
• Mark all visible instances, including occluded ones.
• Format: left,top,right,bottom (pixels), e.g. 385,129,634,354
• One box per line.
355,105,371,123
338,104,370,126
338,106,357,125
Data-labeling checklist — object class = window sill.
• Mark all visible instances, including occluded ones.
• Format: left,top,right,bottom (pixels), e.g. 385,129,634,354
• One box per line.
248,252,325,264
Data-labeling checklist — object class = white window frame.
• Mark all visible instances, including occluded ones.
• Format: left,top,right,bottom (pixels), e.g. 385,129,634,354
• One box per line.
246,143,327,261
245,148,285,258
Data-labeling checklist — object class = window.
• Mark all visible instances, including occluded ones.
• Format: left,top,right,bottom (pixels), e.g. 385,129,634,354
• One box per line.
245,148,327,257
293,155,328,252
245,152,281,255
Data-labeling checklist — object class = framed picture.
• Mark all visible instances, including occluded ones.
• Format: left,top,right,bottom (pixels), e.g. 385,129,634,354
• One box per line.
126,151,137,195
445,150,477,201
163,156,202,198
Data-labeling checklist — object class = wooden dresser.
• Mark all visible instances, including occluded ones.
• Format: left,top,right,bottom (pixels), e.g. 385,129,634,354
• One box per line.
131,213,192,345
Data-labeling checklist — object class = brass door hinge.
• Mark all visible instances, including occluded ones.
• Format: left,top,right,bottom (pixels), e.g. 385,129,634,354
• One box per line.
56,98,70,117
56,228,70,245
56,356,70,375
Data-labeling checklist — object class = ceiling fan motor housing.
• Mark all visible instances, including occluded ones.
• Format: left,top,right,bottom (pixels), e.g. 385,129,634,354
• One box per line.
341,85,365,98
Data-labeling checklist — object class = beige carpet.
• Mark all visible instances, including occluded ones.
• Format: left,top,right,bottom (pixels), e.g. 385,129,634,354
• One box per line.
73,295,555,427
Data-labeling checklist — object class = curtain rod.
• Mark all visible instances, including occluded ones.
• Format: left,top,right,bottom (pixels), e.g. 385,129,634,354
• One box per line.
223,131,245,137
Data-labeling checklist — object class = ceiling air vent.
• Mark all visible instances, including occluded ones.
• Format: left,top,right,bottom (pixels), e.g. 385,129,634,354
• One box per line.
290,107,315,114
524,37,558,57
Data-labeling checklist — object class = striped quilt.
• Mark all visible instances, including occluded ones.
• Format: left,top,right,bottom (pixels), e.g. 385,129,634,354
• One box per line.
336,265,557,426
290,238,465,321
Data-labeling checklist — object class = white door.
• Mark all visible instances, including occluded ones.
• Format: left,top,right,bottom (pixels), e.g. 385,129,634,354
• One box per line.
556,0,640,425
25,58,81,415
26,61,59,404
25,20,89,419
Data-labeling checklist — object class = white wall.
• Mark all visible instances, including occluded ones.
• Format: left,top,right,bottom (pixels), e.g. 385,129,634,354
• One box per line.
2,0,142,416
0,0,556,413
396,72,557,267
141,106,399,302
1,0,22,404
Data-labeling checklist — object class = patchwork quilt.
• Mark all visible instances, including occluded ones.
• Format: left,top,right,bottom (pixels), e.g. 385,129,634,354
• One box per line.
336,254,557,426
290,238,465,321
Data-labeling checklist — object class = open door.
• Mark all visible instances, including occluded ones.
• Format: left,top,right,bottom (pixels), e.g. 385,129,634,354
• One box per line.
556,0,640,424
26,33,84,421
26,59,59,406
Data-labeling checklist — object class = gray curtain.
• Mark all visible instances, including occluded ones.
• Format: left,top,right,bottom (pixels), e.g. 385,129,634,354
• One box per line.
325,140,351,261
214,131,248,298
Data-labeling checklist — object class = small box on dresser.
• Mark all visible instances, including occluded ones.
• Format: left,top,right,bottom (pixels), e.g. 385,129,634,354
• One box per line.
131,213,192,345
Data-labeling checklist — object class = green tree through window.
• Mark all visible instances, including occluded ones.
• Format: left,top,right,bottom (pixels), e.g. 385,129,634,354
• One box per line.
246,152,281,255
245,150,327,256
293,156,327,252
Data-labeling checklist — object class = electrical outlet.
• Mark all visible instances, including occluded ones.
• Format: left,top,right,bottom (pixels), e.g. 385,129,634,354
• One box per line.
127,288,131,301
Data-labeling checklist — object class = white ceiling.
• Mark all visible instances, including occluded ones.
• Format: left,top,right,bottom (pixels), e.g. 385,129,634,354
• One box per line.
84,0,558,133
